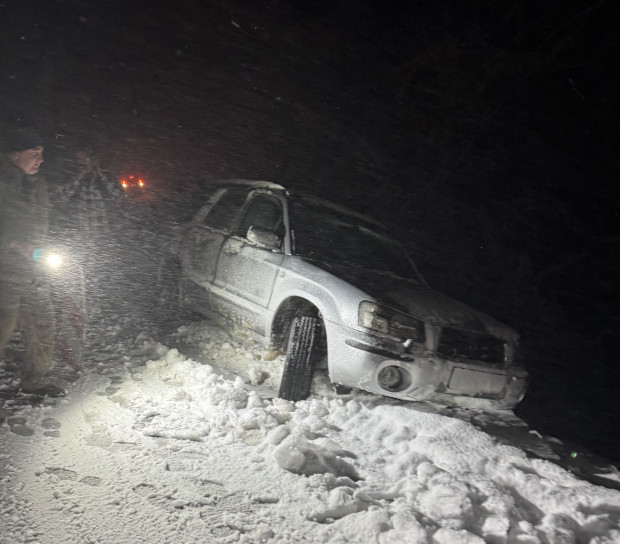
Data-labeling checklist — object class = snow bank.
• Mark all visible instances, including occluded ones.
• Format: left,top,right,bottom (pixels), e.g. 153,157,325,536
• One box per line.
1,323,620,543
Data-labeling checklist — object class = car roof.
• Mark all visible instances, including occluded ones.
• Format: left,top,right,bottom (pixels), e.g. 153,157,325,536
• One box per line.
211,179,386,230
211,179,286,192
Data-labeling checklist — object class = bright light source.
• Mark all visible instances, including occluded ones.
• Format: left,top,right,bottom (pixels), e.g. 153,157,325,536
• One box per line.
44,252,62,269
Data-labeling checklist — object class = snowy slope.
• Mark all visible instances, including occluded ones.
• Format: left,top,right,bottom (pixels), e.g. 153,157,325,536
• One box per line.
1,317,620,544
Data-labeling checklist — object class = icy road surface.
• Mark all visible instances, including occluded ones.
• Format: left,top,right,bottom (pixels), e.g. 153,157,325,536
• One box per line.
1,315,620,544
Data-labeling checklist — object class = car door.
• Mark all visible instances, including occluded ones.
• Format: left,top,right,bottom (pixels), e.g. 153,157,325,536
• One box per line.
180,186,250,287
213,192,286,334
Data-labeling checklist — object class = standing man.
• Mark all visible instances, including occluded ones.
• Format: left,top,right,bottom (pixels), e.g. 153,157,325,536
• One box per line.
55,146,124,310
57,146,123,236
0,128,66,397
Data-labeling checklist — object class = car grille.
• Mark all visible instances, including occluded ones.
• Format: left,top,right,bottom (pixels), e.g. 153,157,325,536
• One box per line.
437,327,505,366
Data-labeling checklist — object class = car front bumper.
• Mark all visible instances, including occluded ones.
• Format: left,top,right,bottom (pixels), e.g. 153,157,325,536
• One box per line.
327,322,528,409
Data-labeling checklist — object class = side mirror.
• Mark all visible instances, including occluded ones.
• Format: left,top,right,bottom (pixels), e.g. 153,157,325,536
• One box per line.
246,225,282,251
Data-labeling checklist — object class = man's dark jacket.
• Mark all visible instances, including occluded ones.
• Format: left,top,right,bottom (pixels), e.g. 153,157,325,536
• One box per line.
0,155,50,282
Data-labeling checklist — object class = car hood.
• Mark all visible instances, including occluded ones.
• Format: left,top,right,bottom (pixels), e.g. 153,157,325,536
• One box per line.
309,259,519,345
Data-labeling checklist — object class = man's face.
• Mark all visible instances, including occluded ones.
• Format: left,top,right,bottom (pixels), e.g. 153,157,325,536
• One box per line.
75,151,90,166
75,150,92,170
10,146,45,175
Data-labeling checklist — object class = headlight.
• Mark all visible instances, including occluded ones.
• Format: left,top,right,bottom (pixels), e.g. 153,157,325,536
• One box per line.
358,301,425,342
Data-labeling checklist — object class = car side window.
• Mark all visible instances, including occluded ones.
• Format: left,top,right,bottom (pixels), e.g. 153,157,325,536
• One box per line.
235,194,284,238
203,187,249,232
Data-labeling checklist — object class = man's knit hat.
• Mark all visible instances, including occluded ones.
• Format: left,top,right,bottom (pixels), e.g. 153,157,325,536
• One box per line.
5,126,45,153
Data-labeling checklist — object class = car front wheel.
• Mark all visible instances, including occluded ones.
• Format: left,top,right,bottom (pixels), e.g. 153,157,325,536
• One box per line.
278,315,323,402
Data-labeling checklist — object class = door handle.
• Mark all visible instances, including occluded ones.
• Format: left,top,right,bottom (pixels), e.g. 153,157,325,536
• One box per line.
223,246,240,255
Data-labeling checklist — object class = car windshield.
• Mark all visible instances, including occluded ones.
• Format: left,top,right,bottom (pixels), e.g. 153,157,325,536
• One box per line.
290,198,423,282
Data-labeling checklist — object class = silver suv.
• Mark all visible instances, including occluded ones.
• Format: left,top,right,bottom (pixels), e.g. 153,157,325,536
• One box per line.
176,180,528,408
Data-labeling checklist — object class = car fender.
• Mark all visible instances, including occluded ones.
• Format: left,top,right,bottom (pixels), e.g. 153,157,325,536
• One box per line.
269,256,368,326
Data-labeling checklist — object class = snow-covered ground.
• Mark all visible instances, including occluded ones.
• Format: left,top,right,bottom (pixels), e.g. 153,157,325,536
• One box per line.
2,314,620,544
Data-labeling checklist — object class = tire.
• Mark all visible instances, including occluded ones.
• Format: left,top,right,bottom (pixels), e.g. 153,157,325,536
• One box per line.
158,277,180,309
278,316,324,402
157,258,182,308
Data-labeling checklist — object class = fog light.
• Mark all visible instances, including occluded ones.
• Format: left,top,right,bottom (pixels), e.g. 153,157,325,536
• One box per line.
378,365,403,390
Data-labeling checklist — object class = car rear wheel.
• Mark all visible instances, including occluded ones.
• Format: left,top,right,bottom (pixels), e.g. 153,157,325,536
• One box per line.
157,260,198,319
158,260,182,307
278,315,324,402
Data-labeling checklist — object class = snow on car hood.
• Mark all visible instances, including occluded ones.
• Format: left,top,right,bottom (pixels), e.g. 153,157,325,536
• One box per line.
311,260,519,346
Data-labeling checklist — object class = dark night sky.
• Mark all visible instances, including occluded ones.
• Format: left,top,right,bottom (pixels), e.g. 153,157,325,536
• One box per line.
1,0,619,459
